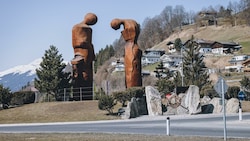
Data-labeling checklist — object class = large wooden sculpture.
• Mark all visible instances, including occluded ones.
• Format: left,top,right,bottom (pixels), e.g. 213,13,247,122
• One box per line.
111,19,142,88
71,13,97,100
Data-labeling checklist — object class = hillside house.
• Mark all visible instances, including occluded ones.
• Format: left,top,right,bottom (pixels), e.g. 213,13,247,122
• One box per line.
229,55,248,65
142,49,165,65
225,55,248,72
111,59,125,72
160,53,182,68
183,39,242,55
198,11,217,26
211,41,242,55
242,59,250,72
183,39,213,54
167,41,176,53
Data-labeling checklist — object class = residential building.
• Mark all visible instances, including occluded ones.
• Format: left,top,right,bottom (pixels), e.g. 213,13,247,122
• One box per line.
160,53,182,68
111,59,125,72
167,41,176,53
183,39,242,55
211,41,242,55
142,49,165,65
242,59,250,72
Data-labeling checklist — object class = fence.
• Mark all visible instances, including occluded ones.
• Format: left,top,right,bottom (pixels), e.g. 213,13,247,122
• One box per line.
57,87,94,101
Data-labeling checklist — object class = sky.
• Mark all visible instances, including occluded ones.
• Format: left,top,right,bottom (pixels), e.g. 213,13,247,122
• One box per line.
0,0,238,71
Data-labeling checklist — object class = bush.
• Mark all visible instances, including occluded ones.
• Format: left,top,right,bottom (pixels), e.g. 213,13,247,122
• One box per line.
126,87,145,98
227,86,240,99
11,91,35,105
155,79,175,94
112,87,144,107
98,94,116,115
112,91,128,107
0,85,12,108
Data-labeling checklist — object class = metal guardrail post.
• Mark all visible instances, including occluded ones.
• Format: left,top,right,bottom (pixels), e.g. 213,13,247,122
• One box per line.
166,117,170,136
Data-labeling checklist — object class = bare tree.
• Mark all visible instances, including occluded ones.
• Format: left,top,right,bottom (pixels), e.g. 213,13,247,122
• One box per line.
171,5,186,30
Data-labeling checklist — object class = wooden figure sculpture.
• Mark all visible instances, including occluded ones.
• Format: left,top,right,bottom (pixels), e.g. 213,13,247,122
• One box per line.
71,13,97,100
111,19,142,88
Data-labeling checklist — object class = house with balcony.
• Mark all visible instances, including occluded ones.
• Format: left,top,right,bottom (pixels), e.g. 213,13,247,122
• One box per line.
111,58,125,72
160,53,183,68
242,59,250,72
166,41,176,53
183,39,213,54
211,41,242,55
183,39,242,55
142,49,165,65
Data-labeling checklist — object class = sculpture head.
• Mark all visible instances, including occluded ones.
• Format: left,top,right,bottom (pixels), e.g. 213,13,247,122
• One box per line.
110,19,122,30
83,13,98,25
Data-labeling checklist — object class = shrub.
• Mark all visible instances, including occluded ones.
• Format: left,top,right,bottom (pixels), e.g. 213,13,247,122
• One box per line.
0,85,12,108
112,87,144,107
11,91,35,105
98,94,116,115
127,87,145,98
112,91,128,107
227,86,240,99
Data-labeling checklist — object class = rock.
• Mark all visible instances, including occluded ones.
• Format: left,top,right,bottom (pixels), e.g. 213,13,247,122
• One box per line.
201,104,214,114
145,86,162,116
209,97,224,113
201,96,211,105
121,97,139,119
226,98,239,113
177,94,189,115
136,97,148,115
185,85,201,114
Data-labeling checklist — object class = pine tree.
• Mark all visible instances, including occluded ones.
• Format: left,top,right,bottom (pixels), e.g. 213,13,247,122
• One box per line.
154,61,175,94
35,45,70,101
0,84,12,108
182,36,210,89
174,38,182,52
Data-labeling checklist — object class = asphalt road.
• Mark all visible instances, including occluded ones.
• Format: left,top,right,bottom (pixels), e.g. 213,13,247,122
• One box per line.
0,113,250,139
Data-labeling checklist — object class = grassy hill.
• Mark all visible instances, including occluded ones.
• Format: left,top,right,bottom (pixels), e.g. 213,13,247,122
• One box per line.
0,101,120,124
0,100,250,124
150,25,250,86
152,25,250,54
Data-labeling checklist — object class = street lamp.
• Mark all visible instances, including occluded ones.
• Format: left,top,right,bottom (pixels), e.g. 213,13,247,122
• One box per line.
181,47,184,86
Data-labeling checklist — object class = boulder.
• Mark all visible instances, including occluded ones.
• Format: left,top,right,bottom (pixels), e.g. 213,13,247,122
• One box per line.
209,97,224,113
200,96,211,105
185,85,201,114
145,86,162,116
177,94,189,115
226,98,239,113
121,97,139,119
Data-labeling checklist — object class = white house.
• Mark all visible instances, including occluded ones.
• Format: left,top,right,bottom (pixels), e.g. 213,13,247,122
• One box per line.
142,49,165,65
160,53,183,68
111,59,125,72
167,41,176,53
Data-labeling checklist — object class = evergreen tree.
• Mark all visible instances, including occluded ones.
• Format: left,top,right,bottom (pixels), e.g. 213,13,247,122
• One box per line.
182,36,210,89
154,61,174,94
35,45,70,101
173,71,182,88
174,38,183,52
94,45,115,73
0,84,12,108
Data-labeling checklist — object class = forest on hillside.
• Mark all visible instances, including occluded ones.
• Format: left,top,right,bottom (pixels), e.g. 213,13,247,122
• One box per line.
94,0,250,93
109,0,250,57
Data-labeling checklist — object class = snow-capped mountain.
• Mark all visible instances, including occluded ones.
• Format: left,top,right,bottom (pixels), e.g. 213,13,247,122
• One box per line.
0,58,42,92
0,58,71,92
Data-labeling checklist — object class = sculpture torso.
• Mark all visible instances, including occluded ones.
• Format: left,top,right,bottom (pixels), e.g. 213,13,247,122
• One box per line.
71,13,97,100
111,19,142,88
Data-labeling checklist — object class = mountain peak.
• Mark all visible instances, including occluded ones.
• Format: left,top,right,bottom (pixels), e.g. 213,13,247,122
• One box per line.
0,58,42,77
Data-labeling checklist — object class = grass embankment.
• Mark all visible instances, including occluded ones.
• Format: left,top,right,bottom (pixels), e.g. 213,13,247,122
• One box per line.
0,133,249,141
0,100,250,141
1,99,250,124
0,101,120,124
